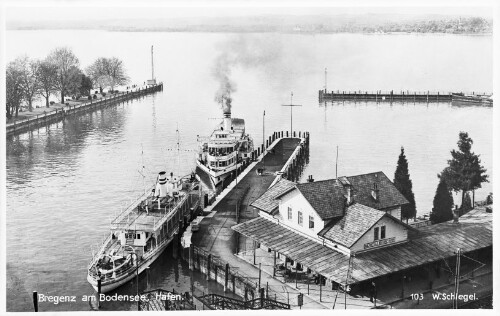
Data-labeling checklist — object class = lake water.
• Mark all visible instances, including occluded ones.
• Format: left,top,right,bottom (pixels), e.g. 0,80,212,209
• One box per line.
5,30,492,311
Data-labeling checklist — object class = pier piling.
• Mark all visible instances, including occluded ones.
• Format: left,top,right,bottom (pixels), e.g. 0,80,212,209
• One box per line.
33,291,38,312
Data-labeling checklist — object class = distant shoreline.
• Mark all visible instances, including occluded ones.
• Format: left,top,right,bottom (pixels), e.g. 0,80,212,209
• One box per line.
6,27,493,36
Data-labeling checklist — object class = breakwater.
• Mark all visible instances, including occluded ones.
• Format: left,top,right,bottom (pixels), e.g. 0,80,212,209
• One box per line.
319,89,471,103
6,83,163,137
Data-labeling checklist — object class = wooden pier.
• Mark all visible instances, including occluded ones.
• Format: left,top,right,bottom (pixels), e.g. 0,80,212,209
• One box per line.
6,83,163,137
319,89,455,103
183,132,310,309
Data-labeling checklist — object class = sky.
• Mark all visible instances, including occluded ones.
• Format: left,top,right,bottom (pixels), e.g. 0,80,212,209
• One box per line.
3,0,494,23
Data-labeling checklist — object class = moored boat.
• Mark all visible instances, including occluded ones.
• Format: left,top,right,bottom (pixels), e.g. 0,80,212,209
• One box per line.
452,93,493,106
87,172,201,293
196,96,254,189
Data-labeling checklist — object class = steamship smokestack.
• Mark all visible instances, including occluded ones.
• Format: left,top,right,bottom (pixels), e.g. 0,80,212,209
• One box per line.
223,97,232,132
155,171,168,198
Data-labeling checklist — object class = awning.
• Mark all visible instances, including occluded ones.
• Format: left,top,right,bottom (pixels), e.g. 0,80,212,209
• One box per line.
233,208,492,284
232,217,350,285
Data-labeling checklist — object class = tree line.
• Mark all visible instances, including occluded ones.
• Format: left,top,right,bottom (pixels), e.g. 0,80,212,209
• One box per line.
393,132,489,225
6,47,130,120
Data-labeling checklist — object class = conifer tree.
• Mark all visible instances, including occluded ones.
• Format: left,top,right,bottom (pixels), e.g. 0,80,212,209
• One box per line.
430,177,454,224
393,147,417,222
440,132,488,207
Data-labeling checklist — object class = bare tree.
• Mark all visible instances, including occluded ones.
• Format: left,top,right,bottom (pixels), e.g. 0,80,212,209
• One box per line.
47,47,80,103
86,57,129,93
104,57,130,92
37,59,58,108
85,57,109,93
15,56,41,112
6,61,24,119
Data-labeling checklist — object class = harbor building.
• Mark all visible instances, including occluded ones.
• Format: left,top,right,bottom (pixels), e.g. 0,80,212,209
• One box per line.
232,171,492,304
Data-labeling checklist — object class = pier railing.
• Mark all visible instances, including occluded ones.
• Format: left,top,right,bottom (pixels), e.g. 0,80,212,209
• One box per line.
318,89,493,103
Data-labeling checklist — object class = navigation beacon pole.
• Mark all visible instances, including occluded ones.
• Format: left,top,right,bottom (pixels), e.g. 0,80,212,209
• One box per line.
151,45,155,81
262,110,265,169
282,92,302,137
324,67,327,93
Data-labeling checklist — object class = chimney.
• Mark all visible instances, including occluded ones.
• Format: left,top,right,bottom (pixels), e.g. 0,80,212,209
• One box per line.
307,175,314,182
155,171,168,198
371,183,379,201
223,97,232,131
346,185,352,204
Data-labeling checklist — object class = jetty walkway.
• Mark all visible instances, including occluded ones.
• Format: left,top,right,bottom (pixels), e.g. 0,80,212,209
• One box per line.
319,89,491,103
187,134,324,309
6,83,163,137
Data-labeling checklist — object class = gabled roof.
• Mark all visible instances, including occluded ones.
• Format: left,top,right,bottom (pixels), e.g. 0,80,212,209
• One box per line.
318,203,417,248
250,178,296,213
346,172,408,210
318,203,386,248
274,171,408,221
294,180,346,220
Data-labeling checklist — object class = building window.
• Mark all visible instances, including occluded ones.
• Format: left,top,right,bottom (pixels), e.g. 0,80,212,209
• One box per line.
288,207,292,220
136,234,140,239
298,211,303,226
381,226,386,239
309,216,314,229
374,227,379,241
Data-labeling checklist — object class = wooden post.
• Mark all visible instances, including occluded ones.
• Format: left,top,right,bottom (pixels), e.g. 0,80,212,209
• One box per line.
258,263,262,290
224,263,229,293
97,276,102,309
232,275,236,294
295,267,298,288
33,291,38,312
320,275,322,302
207,254,211,280
273,251,276,276
253,241,257,265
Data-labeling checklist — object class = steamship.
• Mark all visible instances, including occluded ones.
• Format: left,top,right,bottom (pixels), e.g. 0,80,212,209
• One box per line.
87,171,200,293
196,97,254,189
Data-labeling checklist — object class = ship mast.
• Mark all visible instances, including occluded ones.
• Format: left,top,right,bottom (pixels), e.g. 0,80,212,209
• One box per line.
151,45,155,81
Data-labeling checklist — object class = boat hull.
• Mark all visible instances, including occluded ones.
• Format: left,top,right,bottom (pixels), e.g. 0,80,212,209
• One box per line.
87,235,173,293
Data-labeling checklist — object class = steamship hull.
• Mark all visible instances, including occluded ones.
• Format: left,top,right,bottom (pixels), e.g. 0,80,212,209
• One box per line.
87,235,173,293
196,97,254,191
452,93,493,106
87,173,201,294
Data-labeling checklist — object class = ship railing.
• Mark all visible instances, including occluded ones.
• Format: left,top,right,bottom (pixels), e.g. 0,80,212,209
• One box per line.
111,185,155,225
89,258,140,282
110,176,198,232
88,232,113,269
152,190,190,232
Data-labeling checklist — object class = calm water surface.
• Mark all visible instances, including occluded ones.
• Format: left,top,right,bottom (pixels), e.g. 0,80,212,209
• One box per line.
5,31,492,311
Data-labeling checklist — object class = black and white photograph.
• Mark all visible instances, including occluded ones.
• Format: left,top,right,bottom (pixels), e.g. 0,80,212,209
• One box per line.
1,0,497,313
